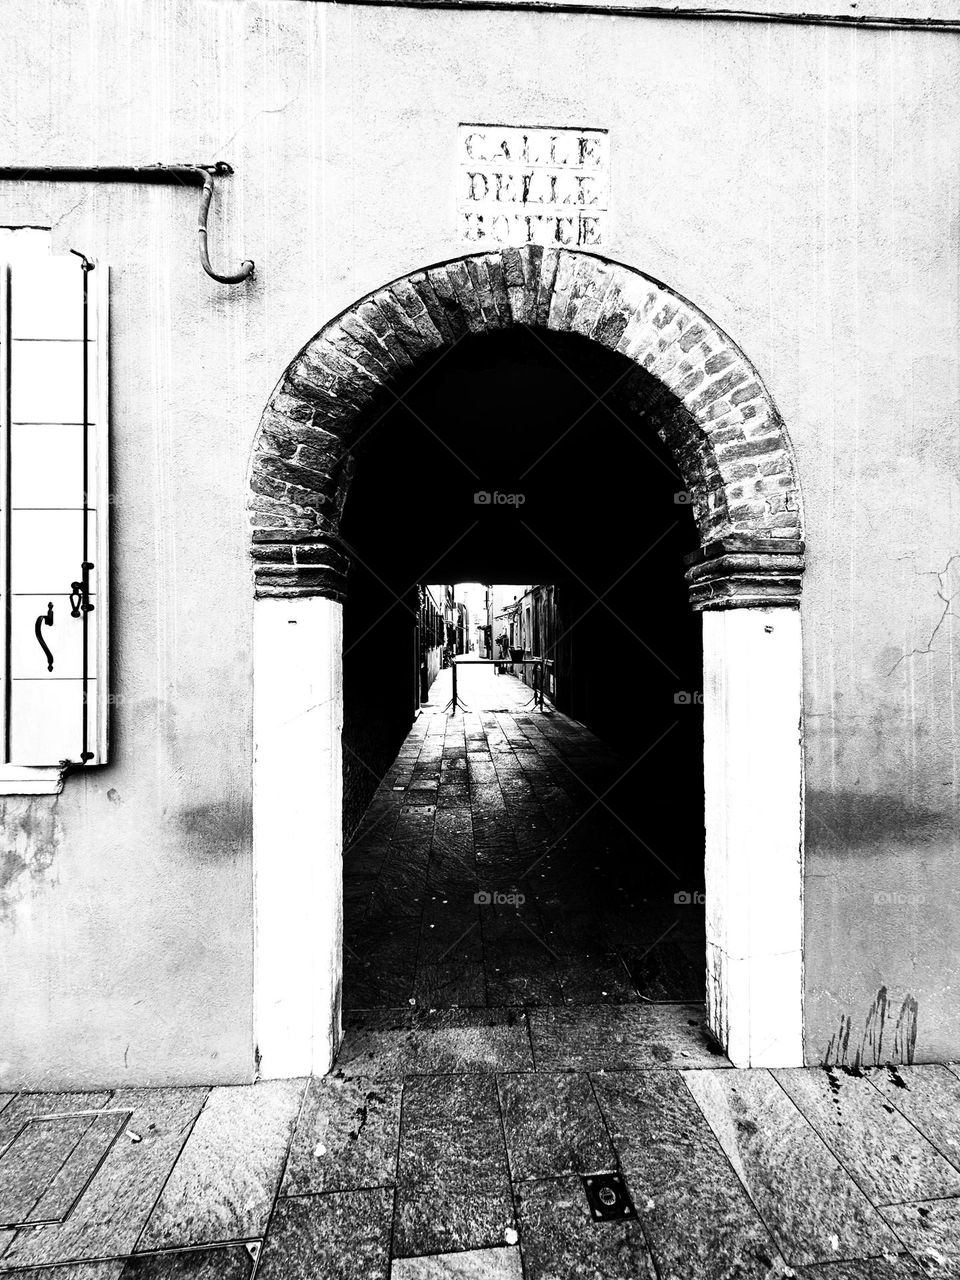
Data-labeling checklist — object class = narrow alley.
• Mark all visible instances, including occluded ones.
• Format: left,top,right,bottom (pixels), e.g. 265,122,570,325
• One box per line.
342,663,704,1013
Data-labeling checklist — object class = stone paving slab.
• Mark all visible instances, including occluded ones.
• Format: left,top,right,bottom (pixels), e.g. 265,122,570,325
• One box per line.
497,1071,614,1180
121,1246,256,1277
336,1007,534,1076
880,1199,960,1276
868,1064,960,1173
392,1071,516,1257
390,1245,523,1278
775,1067,960,1206
343,921,422,1008
552,952,639,1005
514,1174,656,1280
282,1075,402,1196
527,1002,728,1070
685,1068,902,1266
397,1075,509,1195
794,1261,927,1279
621,938,705,1002
414,956,487,1008
392,1189,517,1260
483,940,563,1007
370,864,432,921
418,899,484,963
257,1188,393,1280
536,910,615,956
136,1079,305,1251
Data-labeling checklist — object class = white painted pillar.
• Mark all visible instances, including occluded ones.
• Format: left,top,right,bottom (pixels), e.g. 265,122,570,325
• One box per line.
702,606,804,1067
253,595,343,1078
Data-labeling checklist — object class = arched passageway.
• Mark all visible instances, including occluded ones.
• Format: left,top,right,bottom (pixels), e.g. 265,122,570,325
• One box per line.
248,247,805,1073
337,325,707,1016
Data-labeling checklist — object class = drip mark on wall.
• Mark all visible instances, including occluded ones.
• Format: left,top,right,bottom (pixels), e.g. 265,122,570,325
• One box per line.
823,987,919,1068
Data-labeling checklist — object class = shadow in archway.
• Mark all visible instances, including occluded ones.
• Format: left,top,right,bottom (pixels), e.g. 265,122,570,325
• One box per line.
339,328,706,1014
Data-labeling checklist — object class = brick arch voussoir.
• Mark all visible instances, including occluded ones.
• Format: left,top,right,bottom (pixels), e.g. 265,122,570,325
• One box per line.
249,247,804,607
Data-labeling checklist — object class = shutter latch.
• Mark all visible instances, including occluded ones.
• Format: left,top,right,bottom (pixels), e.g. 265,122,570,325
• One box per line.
69,563,95,618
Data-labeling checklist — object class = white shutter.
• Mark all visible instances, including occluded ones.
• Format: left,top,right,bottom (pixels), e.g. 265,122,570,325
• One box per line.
3,250,109,766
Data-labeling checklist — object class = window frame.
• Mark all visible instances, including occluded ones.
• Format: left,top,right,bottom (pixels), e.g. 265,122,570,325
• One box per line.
0,234,110,792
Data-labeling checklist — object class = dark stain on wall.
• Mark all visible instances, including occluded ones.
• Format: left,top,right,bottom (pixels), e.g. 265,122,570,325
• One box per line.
174,797,252,858
823,986,919,1068
0,800,62,919
806,789,947,851
0,850,28,894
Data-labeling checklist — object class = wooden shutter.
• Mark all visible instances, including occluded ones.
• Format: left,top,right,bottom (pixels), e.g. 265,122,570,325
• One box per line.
3,249,109,766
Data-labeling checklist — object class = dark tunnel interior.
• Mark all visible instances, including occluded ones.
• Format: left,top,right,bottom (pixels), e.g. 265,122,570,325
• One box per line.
339,326,705,892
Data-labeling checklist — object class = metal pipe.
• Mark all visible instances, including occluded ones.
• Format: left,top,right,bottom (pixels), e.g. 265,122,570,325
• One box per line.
0,164,208,186
0,161,255,285
196,167,255,284
331,0,960,32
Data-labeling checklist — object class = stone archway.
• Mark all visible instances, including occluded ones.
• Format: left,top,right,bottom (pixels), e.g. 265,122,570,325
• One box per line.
248,247,805,1075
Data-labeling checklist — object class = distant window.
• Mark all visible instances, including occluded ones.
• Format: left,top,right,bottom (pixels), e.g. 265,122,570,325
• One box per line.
0,228,109,772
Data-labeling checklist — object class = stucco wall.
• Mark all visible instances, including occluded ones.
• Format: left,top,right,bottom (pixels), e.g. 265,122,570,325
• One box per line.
0,0,957,1082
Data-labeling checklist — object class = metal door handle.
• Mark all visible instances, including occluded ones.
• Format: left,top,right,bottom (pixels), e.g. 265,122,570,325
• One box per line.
35,602,54,672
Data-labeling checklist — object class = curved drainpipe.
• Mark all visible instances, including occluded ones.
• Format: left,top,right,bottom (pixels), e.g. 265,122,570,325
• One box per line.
0,161,255,285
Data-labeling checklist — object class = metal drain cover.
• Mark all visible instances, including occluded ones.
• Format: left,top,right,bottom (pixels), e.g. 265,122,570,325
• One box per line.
582,1172,636,1221
0,1110,131,1228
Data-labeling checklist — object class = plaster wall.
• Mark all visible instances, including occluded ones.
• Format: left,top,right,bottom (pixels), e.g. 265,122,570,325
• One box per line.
0,0,956,1081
